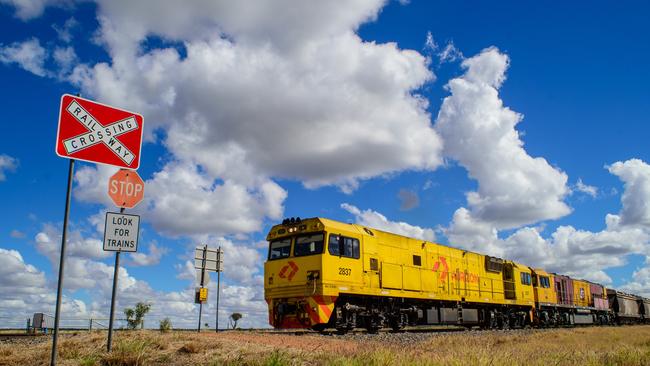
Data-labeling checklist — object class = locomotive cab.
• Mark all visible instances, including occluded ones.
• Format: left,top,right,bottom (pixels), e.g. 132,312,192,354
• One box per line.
264,218,342,329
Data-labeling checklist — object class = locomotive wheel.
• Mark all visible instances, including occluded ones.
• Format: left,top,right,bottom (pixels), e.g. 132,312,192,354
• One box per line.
365,316,381,334
389,313,406,332
500,312,510,330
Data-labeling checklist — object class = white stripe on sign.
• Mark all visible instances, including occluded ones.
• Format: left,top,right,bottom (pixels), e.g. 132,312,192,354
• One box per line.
62,100,138,164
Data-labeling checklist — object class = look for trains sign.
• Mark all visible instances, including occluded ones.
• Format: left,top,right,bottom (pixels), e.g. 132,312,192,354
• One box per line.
55,94,144,169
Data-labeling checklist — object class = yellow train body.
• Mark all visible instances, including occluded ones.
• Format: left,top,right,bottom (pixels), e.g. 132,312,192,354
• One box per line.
531,269,557,306
572,279,592,308
264,217,537,328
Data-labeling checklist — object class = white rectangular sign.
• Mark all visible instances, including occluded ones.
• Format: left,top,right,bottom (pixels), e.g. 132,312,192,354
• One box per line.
196,269,210,285
194,246,223,272
103,212,140,252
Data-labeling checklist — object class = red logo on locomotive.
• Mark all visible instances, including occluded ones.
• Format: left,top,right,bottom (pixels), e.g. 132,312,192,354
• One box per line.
432,256,479,284
432,256,449,282
279,261,299,281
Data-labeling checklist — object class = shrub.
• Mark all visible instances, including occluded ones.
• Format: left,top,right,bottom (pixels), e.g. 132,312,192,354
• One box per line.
124,302,151,330
159,318,172,333
230,313,243,329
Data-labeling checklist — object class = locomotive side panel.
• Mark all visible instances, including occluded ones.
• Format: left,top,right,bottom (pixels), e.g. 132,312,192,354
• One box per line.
572,279,592,308
481,256,507,303
531,269,557,305
321,229,365,291
512,264,535,307
590,283,609,310
554,275,574,306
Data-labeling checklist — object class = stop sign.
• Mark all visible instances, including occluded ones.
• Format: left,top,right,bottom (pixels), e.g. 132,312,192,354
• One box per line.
108,169,145,208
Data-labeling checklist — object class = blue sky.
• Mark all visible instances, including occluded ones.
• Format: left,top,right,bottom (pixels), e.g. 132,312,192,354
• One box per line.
1,0,649,328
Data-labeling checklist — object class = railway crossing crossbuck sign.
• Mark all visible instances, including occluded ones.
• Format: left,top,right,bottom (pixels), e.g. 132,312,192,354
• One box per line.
55,94,144,169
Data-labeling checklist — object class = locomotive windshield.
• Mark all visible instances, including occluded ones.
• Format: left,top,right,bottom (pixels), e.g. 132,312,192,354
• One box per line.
294,233,324,257
268,238,291,260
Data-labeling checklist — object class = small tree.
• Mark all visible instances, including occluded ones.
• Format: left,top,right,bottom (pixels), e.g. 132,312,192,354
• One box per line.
230,313,242,329
124,302,151,329
159,318,172,333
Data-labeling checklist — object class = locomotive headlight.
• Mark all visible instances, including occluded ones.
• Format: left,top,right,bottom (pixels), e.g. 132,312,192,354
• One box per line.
268,276,273,285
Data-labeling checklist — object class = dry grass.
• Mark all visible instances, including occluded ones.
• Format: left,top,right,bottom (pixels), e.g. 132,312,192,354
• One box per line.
0,326,649,366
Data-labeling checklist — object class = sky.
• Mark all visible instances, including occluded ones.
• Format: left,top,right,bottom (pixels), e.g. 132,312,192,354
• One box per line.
0,0,649,329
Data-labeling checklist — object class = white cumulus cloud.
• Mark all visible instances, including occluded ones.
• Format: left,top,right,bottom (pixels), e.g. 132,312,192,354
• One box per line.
608,159,650,227
436,47,571,230
67,0,442,193
445,158,650,286
575,178,598,198
0,38,48,76
0,154,18,181
127,242,167,267
0,0,65,20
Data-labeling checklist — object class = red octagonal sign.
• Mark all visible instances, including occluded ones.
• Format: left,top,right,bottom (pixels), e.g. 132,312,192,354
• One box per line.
108,169,145,209
55,94,144,169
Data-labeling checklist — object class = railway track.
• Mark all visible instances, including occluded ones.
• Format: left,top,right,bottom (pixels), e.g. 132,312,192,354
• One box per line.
251,322,620,340
253,325,547,336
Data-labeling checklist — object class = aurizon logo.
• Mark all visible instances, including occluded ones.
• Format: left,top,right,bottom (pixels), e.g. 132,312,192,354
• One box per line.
279,261,299,281
432,256,449,282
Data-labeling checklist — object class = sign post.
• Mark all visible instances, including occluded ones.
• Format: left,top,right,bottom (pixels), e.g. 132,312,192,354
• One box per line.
52,94,143,366
105,210,140,351
106,207,123,353
105,170,144,352
216,247,223,332
198,245,206,332
194,246,223,332
50,158,74,366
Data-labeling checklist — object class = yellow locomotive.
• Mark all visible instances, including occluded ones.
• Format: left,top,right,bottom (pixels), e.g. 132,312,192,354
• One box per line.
265,216,568,332
264,217,621,332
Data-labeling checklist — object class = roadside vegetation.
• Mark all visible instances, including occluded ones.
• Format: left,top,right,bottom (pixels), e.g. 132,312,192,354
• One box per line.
124,302,152,330
1,325,649,365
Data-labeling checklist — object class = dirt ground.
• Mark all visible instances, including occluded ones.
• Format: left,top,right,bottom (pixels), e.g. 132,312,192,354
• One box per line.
1,326,650,365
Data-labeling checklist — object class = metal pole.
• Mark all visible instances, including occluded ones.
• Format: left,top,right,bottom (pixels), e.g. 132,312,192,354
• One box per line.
107,206,125,352
51,158,75,366
198,302,203,332
216,268,221,332
198,245,206,332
